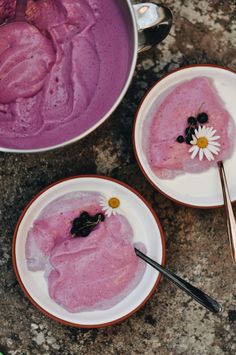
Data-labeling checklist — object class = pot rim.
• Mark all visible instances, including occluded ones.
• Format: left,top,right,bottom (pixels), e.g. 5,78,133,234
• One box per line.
1,1,138,153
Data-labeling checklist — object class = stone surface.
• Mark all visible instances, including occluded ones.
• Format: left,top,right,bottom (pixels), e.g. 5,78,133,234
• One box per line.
0,1,236,354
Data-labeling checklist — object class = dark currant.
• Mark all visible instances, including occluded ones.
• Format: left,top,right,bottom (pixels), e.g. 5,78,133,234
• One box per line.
187,116,197,125
185,136,192,145
79,228,91,237
197,112,208,124
176,135,185,143
185,127,195,136
71,211,105,237
79,211,90,221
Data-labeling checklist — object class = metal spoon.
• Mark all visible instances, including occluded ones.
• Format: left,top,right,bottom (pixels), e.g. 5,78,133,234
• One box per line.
135,248,221,313
218,161,236,263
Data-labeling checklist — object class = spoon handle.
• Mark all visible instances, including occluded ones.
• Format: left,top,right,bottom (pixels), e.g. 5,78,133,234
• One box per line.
15,0,28,21
218,161,236,263
135,248,221,313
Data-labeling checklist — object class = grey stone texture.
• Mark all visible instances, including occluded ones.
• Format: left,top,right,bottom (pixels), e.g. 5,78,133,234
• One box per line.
0,0,236,354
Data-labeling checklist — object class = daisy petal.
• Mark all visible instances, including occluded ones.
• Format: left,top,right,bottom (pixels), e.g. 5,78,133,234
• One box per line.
189,145,196,153
191,136,197,144
102,206,109,212
208,128,216,137
201,126,206,136
195,128,199,138
191,146,199,159
203,148,214,161
209,136,220,141
198,125,203,136
199,148,204,161
202,148,210,161
204,130,211,139
209,141,221,147
208,145,220,154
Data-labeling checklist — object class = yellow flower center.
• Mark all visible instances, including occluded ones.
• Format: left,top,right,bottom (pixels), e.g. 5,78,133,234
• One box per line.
108,197,120,209
197,137,208,149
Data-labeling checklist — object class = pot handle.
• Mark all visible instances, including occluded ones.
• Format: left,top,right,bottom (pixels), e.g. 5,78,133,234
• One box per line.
133,3,172,53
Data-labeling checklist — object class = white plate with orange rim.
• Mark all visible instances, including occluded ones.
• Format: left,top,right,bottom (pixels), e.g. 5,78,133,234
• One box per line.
12,175,165,328
133,64,236,208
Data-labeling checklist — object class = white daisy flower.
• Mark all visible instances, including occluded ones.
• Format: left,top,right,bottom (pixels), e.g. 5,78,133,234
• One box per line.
99,195,122,217
189,126,221,161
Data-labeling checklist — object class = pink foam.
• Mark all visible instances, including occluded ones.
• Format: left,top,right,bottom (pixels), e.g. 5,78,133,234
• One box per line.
48,214,146,313
0,0,131,149
25,191,146,312
144,77,235,179
25,191,101,271
0,22,55,104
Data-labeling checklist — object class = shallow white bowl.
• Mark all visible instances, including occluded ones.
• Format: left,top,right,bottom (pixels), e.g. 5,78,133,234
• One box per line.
134,65,236,208
12,176,165,328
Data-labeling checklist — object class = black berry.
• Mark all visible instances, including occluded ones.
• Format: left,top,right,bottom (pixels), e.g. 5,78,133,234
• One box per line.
71,211,105,237
79,228,91,237
71,217,80,228
185,127,195,136
187,116,197,125
185,136,192,145
78,212,90,222
197,112,208,124
176,135,185,143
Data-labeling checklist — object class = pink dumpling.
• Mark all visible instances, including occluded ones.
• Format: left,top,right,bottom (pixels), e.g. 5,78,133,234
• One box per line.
0,22,55,104
48,214,146,312
145,77,235,179
25,191,102,271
